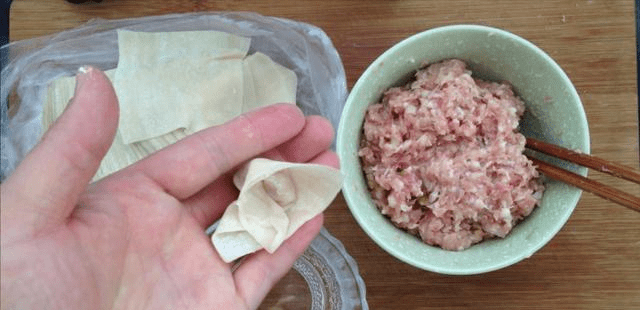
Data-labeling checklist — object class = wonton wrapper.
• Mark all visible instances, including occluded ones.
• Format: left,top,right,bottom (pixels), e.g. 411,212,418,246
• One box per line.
211,158,342,263
43,70,187,181
43,30,298,181
114,30,251,144
242,52,297,112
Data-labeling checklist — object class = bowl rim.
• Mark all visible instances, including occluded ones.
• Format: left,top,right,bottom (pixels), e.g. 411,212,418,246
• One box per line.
336,24,590,275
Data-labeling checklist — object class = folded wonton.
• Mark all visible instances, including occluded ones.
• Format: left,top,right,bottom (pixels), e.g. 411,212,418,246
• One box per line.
211,158,342,263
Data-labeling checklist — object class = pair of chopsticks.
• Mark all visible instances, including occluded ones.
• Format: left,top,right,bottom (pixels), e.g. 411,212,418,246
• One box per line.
525,138,640,212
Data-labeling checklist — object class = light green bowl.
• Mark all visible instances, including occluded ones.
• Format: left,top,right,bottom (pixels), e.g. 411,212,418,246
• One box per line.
336,25,590,275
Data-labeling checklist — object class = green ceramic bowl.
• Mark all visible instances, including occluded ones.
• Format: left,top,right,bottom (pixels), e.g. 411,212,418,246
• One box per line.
336,25,590,275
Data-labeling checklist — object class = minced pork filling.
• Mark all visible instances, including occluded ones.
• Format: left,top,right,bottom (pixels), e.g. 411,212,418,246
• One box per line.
359,59,544,251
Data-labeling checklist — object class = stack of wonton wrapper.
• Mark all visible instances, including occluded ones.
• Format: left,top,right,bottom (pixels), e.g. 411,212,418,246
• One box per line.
43,30,342,263
44,30,298,180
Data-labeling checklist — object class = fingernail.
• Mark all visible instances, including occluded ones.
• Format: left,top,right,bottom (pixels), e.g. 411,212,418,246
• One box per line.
75,66,94,91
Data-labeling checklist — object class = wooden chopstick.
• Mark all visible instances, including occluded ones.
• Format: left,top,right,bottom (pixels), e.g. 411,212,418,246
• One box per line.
526,138,640,184
525,138,640,212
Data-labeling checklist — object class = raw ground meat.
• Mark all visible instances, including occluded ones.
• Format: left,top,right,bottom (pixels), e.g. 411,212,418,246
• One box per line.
359,59,544,251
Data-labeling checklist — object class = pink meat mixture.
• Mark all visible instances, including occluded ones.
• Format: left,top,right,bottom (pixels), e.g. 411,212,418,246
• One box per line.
359,59,544,251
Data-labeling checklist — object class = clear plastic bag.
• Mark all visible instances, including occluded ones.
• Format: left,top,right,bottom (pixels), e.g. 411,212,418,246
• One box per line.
0,12,348,180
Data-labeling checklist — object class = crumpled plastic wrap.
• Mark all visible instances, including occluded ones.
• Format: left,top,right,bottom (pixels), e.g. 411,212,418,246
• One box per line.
0,12,348,181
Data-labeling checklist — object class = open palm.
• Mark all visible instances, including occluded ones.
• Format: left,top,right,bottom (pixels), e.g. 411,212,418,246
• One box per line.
1,67,338,310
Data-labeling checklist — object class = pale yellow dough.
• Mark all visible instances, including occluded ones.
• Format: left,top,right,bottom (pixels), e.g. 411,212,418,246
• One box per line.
43,30,298,181
242,52,297,112
114,30,251,144
43,70,187,181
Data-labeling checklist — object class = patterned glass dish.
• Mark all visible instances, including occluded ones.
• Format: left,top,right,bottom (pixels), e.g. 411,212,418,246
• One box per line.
260,228,368,310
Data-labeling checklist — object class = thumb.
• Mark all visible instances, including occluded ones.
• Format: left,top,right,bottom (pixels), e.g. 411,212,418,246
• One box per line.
1,66,119,238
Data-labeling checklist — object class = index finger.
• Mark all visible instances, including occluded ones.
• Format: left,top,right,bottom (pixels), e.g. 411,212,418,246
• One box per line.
129,104,306,199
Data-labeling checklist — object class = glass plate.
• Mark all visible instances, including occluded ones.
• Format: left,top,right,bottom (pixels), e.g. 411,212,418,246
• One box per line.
260,227,368,310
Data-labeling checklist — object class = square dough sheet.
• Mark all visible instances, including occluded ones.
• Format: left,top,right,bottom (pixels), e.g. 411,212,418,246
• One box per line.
43,70,187,181
114,30,251,144
43,30,298,180
243,52,297,112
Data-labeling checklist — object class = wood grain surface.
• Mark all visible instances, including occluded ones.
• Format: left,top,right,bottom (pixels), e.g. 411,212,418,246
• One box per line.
9,0,640,309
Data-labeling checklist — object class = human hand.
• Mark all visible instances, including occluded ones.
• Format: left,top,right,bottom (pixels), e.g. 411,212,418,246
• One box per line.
1,67,339,309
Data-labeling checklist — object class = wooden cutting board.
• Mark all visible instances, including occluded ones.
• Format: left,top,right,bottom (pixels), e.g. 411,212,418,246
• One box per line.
9,0,640,309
